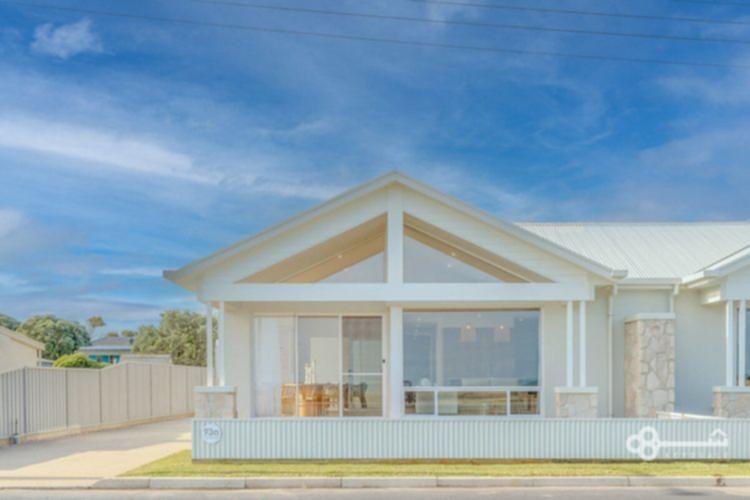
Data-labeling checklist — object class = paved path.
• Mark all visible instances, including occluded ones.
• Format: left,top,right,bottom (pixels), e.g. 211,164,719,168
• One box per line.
2,487,750,499
0,418,191,489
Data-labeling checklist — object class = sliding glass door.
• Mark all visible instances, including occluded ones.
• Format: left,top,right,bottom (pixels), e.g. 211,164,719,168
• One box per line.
342,317,383,416
297,317,340,416
253,315,383,417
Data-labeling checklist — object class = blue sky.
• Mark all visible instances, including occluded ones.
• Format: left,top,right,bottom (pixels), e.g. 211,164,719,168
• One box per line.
1,0,749,332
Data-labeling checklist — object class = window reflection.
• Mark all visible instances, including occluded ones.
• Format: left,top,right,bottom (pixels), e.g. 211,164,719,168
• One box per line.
404,311,540,388
403,310,540,417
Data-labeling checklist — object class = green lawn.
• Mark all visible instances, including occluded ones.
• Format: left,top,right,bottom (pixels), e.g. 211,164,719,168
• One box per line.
125,451,750,477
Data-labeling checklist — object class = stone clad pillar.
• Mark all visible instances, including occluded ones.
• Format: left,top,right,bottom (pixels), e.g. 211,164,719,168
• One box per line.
624,314,675,417
195,386,237,419
554,387,598,418
714,387,750,417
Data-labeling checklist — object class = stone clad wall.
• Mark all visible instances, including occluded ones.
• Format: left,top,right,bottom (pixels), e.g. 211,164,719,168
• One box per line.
624,315,675,417
554,389,598,418
714,388,750,417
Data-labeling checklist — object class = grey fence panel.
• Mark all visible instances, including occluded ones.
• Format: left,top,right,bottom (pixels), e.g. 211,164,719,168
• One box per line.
1,362,204,440
151,364,171,418
66,369,101,427
100,363,128,424
170,365,188,415
126,363,152,420
24,368,66,434
186,367,203,411
0,369,25,437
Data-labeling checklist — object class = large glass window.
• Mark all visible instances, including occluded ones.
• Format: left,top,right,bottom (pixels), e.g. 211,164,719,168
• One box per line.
403,310,540,416
253,315,383,417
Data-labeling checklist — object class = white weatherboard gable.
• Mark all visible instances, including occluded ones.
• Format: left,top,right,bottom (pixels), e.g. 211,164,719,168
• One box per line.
167,172,623,294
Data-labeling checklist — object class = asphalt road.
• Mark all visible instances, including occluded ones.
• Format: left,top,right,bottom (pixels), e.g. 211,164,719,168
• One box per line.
2,488,750,499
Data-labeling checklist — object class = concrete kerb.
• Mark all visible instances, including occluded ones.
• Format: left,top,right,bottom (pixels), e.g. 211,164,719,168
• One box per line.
81,475,750,490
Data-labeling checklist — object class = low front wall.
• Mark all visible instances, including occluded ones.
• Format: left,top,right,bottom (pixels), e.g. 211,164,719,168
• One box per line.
193,418,750,461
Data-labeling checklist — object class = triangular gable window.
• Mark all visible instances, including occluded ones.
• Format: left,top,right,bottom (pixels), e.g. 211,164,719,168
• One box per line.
403,216,545,283
320,251,384,283
404,234,506,283
239,216,386,283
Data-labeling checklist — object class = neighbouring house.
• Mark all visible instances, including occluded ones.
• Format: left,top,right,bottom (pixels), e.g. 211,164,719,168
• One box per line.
165,171,750,459
78,336,134,364
0,326,45,373
120,353,172,364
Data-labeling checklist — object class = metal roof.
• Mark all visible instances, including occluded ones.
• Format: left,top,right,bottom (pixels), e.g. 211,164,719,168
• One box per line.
86,336,135,348
518,222,750,280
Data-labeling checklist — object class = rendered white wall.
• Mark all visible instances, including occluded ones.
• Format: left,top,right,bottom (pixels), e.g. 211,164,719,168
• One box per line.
224,307,252,419
675,290,724,415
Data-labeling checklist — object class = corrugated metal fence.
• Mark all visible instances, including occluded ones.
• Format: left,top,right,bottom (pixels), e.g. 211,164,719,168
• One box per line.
0,362,205,440
193,418,750,460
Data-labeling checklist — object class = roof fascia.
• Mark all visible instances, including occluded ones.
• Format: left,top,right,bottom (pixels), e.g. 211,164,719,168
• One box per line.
394,175,625,281
164,171,400,288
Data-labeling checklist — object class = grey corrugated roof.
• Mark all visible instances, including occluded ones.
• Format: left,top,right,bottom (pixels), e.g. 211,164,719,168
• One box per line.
518,222,750,280
88,336,134,347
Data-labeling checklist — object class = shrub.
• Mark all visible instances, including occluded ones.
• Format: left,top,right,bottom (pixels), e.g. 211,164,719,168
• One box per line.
53,353,105,369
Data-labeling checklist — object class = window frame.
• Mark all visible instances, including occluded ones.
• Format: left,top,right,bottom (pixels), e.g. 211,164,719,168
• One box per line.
253,313,386,419
402,309,542,418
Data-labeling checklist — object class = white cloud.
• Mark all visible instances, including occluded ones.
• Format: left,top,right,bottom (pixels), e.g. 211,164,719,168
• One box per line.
31,18,103,59
99,267,164,278
658,52,750,106
0,115,218,184
636,126,750,180
0,208,25,238
0,272,28,289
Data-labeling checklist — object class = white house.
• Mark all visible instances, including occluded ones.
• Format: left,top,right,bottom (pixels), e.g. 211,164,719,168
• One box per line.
0,326,44,373
166,172,750,459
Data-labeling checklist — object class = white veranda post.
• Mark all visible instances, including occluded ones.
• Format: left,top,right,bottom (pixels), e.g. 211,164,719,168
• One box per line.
739,300,747,387
566,301,574,387
218,301,226,387
579,300,587,387
389,306,404,418
205,303,214,387
726,300,735,387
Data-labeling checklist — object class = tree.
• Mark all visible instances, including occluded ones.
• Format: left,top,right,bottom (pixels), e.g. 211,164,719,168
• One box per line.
106,331,119,338
87,316,105,336
53,353,104,369
121,329,137,338
133,310,209,366
132,324,168,355
18,315,91,360
0,313,20,331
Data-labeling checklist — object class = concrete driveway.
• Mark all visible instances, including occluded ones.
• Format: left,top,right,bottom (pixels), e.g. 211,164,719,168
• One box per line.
0,418,191,489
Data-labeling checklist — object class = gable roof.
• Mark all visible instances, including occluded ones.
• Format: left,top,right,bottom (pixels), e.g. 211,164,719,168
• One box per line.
165,171,626,289
0,325,44,351
521,222,750,281
682,244,750,284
